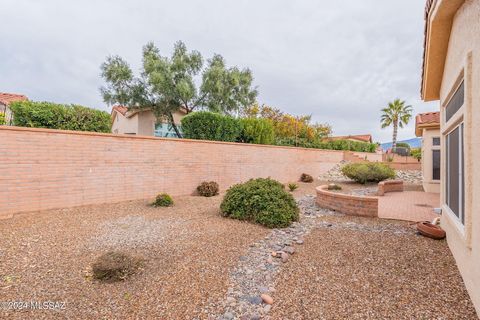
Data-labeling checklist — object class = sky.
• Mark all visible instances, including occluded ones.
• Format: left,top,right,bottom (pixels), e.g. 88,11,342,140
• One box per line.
0,0,438,143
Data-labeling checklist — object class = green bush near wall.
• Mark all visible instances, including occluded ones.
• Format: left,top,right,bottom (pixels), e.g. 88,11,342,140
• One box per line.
181,111,242,142
0,113,5,125
275,137,377,153
238,118,275,145
9,101,111,133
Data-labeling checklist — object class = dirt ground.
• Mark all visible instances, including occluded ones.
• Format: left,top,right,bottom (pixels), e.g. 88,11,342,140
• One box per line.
0,180,477,319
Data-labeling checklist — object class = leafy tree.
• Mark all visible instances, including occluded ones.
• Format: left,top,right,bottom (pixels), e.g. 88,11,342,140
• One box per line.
241,103,332,144
380,99,412,148
100,41,258,138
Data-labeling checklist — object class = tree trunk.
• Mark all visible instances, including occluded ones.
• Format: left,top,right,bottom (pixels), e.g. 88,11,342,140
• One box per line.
392,121,398,149
168,112,183,138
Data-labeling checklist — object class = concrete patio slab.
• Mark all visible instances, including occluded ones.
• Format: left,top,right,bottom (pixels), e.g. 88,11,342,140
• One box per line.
378,191,439,222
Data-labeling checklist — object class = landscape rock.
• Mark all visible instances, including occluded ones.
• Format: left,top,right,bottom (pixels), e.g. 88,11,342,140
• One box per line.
260,294,273,305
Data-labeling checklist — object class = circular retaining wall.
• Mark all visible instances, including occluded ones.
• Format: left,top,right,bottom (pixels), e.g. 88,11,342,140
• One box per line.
315,185,378,218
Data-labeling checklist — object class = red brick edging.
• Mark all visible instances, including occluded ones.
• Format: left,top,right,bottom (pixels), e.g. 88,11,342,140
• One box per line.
315,185,378,218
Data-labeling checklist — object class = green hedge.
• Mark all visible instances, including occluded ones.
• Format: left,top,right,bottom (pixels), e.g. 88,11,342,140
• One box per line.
0,113,5,125
238,118,275,145
181,111,242,142
9,101,111,133
181,111,376,152
275,137,377,153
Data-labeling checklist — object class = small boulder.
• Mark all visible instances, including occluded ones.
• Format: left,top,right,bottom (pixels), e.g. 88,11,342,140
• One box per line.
261,294,274,305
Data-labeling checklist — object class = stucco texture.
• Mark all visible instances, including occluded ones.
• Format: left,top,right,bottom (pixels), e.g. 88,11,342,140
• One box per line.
438,0,480,314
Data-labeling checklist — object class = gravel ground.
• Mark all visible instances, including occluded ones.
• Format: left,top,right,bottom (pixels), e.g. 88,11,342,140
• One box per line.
269,225,478,320
0,184,476,319
0,195,268,319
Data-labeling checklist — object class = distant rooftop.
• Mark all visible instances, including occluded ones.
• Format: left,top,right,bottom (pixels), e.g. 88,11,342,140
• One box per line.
0,92,28,106
415,111,440,136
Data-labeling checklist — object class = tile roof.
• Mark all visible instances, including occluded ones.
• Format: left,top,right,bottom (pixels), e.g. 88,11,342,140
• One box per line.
111,105,129,116
416,111,440,125
415,111,440,136
0,93,28,106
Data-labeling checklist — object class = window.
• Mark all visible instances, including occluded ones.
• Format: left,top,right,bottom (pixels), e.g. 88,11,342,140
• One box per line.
446,123,464,224
432,137,440,146
432,150,440,180
445,81,464,122
154,123,182,138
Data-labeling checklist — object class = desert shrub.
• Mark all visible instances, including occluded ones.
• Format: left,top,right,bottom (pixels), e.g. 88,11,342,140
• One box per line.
9,101,111,132
220,178,299,228
152,193,174,207
0,113,5,125
341,163,395,184
197,181,219,197
288,183,298,191
411,148,422,161
300,173,313,183
91,251,143,282
181,111,242,142
327,183,342,190
238,118,275,145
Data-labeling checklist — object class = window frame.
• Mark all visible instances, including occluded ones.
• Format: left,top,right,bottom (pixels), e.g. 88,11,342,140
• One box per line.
441,74,466,232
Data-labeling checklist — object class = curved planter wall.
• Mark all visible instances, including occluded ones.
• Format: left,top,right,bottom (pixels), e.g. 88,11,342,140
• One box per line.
315,185,378,218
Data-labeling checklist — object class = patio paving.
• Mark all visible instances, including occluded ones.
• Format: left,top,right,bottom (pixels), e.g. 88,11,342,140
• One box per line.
378,191,439,222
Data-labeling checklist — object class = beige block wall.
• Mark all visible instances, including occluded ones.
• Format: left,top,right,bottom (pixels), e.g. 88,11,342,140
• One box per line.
421,127,441,193
0,126,344,218
439,0,480,314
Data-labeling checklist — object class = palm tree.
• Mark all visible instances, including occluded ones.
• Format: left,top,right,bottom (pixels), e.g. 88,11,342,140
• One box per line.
380,99,412,149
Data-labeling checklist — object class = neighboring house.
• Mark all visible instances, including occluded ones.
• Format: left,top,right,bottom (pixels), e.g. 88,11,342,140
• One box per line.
327,134,373,143
111,106,187,137
422,0,479,314
415,111,441,193
0,92,28,125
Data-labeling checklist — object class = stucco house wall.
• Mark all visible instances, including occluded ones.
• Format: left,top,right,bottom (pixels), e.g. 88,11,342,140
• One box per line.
111,111,138,135
421,127,441,193
436,0,480,313
111,108,185,137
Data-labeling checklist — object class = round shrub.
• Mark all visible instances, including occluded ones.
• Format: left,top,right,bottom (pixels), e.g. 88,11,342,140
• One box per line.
341,163,395,184
152,193,174,207
220,178,299,228
197,181,219,197
300,173,314,183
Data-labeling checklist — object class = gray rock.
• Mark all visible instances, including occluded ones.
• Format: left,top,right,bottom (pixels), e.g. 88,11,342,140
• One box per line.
223,312,234,320
284,246,295,254
245,296,263,305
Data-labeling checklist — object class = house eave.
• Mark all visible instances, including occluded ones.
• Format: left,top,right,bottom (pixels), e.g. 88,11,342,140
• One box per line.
421,0,465,101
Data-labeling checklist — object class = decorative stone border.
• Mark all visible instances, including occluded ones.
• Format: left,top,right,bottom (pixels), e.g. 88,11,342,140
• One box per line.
315,185,378,217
